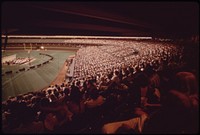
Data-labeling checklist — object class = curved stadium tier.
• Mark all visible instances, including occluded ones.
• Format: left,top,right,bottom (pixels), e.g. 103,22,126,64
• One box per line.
1,36,198,102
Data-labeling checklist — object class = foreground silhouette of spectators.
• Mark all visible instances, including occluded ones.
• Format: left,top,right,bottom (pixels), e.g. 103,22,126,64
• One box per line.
143,71,199,134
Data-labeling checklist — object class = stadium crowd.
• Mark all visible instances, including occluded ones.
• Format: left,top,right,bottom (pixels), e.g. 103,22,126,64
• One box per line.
2,40,198,134
74,41,184,80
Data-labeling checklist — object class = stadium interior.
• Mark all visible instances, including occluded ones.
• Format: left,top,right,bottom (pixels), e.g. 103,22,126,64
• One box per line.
1,1,199,134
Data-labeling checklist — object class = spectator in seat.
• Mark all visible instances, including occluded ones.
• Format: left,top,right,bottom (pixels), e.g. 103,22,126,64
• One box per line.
67,86,85,115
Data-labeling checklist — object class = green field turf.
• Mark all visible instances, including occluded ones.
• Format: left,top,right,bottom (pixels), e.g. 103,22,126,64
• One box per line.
1,50,75,101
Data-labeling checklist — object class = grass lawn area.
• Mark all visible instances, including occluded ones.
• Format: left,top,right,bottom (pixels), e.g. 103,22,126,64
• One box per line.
1,50,75,101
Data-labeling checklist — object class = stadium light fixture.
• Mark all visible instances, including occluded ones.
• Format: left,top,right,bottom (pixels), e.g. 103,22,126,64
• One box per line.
40,46,44,50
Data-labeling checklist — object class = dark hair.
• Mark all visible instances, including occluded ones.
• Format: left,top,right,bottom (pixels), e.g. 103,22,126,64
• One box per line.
76,81,80,86
40,97,50,107
90,90,99,100
64,87,70,95
47,89,52,95
87,79,93,86
115,70,119,76
70,86,81,104
134,72,149,87
129,67,134,74
20,106,36,124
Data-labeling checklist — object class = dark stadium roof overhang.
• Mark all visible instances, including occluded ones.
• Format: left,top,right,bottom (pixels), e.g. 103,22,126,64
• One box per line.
1,1,199,39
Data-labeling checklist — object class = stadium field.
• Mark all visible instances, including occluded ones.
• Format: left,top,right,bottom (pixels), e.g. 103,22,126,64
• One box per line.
1,50,75,101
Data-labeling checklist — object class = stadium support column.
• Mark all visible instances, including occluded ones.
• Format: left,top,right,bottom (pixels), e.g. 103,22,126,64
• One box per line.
24,43,26,50
30,43,32,50
28,50,31,66
4,29,8,51
58,55,59,70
